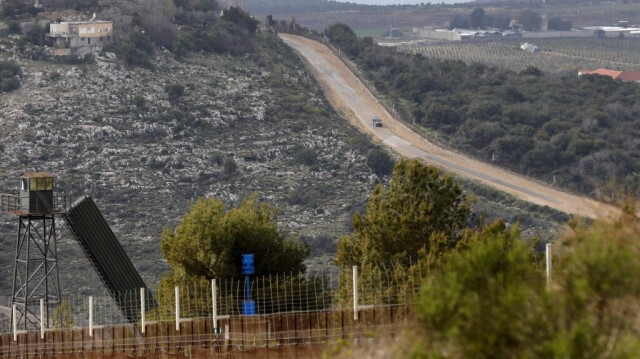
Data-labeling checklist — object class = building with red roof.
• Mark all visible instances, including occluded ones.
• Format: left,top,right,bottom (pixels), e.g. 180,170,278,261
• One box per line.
578,69,640,82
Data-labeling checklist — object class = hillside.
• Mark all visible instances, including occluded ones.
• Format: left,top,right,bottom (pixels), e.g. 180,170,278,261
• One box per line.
0,22,566,297
0,32,383,294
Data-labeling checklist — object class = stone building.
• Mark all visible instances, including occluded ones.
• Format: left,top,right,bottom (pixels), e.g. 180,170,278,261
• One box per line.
47,14,113,55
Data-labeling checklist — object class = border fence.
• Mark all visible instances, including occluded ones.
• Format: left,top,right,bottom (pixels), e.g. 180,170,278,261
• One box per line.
0,265,424,358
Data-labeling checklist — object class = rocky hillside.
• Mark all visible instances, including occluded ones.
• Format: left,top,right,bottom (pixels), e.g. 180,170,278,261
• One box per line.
0,33,380,294
0,30,566,298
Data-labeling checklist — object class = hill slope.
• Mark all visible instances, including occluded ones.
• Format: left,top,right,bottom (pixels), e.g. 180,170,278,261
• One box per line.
0,31,567,298
0,33,378,294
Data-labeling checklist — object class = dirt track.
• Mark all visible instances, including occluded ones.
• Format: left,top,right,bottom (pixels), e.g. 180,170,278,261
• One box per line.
280,34,618,219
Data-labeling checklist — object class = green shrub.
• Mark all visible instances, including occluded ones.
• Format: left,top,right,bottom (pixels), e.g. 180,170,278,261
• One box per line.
165,84,185,103
118,32,154,68
221,6,258,35
223,157,237,175
0,60,21,93
7,20,20,34
366,148,395,178
48,71,61,81
1,77,19,92
294,146,318,166
133,95,146,108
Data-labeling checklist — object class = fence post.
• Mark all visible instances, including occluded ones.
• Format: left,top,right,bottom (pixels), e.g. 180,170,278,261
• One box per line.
353,266,358,320
546,243,552,288
40,298,45,340
89,296,93,337
12,304,17,341
212,279,217,331
140,288,145,334
175,286,180,331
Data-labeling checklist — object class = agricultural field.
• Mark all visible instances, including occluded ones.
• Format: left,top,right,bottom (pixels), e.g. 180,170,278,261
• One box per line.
401,38,640,74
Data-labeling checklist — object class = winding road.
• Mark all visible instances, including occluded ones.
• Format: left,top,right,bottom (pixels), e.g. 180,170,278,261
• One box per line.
280,34,618,219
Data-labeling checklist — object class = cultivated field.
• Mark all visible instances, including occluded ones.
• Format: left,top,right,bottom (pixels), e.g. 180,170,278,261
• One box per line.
402,38,640,74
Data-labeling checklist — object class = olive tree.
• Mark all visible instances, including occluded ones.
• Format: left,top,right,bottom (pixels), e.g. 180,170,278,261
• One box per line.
161,194,309,281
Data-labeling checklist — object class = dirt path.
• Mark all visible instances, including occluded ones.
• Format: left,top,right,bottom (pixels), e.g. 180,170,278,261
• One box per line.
280,34,619,219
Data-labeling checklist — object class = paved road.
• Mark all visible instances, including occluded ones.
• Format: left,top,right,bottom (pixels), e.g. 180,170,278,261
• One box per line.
280,34,618,219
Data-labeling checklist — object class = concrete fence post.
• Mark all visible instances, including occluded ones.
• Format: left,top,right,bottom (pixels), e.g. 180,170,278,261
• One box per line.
13,304,17,341
89,296,93,337
546,243,552,288
175,286,180,331
140,288,145,334
212,279,217,330
353,265,358,320
40,298,45,340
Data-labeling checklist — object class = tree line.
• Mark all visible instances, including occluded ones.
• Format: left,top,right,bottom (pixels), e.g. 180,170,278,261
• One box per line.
447,7,572,32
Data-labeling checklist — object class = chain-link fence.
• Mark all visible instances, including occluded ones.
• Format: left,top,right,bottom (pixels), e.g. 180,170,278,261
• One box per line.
0,266,424,358
0,265,425,335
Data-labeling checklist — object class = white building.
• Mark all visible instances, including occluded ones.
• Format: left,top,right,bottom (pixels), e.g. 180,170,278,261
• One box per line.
47,15,113,55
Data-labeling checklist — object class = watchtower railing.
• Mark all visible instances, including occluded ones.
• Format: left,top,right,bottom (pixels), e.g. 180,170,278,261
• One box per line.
0,193,72,214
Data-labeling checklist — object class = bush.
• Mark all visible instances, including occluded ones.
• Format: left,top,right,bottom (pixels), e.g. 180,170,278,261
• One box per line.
118,32,154,68
133,95,146,108
366,148,395,178
294,146,318,166
223,157,237,175
327,23,359,57
210,20,258,55
0,60,21,93
7,20,20,34
165,84,185,103
25,23,49,46
221,6,258,35
1,77,19,92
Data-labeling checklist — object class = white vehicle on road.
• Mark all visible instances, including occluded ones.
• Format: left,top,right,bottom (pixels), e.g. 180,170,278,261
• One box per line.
372,116,382,127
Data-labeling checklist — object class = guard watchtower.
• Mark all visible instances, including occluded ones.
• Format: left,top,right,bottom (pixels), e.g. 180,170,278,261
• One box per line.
6,172,66,330
3,173,154,333
20,172,54,214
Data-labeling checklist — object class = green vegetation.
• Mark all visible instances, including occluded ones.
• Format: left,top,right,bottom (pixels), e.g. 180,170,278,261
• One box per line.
52,299,74,329
118,32,155,68
222,157,237,175
164,83,185,103
405,38,640,74
366,148,395,178
293,146,318,166
171,5,259,57
518,9,542,31
1,0,42,17
0,61,21,92
328,152,640,357
335,159,472,303
336,159,471,269
155,195,311,317
449,7,511,30
404,208,640,358
86,1,262,67
160,195,309,282
323,24,640,199
415,220,544,358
